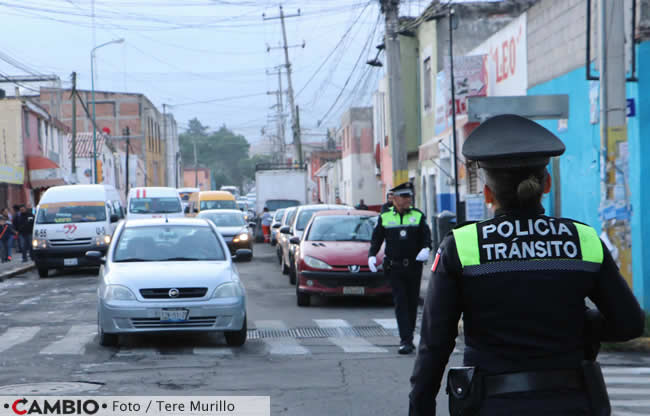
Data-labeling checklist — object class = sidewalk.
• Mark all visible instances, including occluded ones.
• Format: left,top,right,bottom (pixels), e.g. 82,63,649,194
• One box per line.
0,256,34,281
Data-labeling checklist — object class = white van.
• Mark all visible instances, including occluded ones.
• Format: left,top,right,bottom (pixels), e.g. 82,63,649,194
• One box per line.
126,187,184,219
32,184,124,278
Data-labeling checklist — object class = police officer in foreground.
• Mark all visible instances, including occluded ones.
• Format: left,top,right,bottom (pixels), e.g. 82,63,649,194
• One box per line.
409,114,645,415
369,182,432,354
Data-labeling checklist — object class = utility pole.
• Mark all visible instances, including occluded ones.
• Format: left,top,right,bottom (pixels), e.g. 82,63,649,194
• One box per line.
193,140,198,188
267,66,287,162
380,0,408,187
449,8,460,216
70,72,77,176
599,0,632,284
263,6,304,165
162,103,169,186
124,126,130,196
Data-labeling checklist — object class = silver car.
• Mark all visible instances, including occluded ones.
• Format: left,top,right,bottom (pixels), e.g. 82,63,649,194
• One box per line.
89,218,249,348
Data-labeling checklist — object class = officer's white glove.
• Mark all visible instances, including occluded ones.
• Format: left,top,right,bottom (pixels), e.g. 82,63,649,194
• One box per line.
416,247,430,262
368,256,378,273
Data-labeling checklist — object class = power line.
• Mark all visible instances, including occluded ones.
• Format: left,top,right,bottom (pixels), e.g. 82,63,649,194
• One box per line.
170,92,269,107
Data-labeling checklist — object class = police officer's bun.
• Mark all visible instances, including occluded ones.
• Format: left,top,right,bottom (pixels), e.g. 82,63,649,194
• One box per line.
517,174,543,207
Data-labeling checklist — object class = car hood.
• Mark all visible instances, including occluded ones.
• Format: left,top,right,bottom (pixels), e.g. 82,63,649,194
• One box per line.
214,226,246,237
301,241,384,266
106,261,234,289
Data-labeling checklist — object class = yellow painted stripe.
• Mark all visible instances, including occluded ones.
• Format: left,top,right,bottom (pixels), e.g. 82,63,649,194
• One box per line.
574,222,604,264
452,223,480,267
393,170,409,187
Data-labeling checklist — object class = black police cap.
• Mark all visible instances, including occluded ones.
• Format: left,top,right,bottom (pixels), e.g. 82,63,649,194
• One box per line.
390,182,414,196
462,114,565,169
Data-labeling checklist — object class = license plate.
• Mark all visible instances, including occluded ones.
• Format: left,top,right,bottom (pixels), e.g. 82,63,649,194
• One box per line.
160,309,188,322
343,286,365,295
64,258,78,266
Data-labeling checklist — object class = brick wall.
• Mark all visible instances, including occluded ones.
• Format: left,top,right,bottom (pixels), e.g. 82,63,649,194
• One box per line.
527,0,590,88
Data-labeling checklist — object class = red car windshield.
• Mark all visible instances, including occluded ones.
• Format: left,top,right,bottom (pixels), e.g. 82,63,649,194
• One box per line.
306,216,377,242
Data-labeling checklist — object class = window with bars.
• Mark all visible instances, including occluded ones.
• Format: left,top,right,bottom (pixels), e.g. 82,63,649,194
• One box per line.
467,161,480,194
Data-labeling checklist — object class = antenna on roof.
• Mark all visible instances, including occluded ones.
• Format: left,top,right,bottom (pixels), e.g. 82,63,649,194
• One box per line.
165,215,169,223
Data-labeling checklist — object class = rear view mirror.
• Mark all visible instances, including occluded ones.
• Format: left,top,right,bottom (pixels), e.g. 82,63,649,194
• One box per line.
248,222,257,228
85,250,106,264
193,208,199,213
289,236,300,245
110,214,119,223
272,223,281,229
184,206,190,214
234,249,252,262
280,226,291,234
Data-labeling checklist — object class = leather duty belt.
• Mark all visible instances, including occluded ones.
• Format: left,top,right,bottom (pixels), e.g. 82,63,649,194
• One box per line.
484,369,584,397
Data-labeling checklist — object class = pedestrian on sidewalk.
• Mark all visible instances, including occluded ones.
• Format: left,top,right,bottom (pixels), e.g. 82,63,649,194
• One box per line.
368,182,431,355
409,115,645,416
355,199,368,210
261,207,272,243
14,205,34,262
0,216,17,263
380,191,394,213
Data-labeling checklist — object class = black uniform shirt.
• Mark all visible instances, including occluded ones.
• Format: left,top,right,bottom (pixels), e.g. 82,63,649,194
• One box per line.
409,208,645,414
369,206,432,260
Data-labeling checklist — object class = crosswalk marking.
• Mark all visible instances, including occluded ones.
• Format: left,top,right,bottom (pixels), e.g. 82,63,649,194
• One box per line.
0,326,40,353
40,325,96,355
604,367,650,375
193,347,233,356
373,318,397,329
605,365,650,415
610,400,650,407
608,387,650,395
316,319,387,353
115,348,159,357
256,320,309,355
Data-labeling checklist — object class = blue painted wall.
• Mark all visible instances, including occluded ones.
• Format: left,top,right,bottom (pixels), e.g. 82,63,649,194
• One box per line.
528,42,650,309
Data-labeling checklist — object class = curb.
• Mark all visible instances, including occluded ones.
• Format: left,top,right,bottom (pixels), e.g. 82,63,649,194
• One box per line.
0,263,35,282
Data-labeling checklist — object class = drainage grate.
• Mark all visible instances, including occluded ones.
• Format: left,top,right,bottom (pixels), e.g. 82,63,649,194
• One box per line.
246,325,400,340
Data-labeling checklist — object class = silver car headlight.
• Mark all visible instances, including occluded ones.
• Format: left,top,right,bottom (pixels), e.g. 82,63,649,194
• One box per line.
32,238,48,249
103,285,136,301
212,282,243,298
304,256,332,270
94,235,111,246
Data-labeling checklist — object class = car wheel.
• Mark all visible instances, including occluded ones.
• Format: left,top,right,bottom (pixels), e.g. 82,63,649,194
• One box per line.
281,255,289,275
37,266,48,278
225,316,247,347
289,262,297,285
296,287,310,307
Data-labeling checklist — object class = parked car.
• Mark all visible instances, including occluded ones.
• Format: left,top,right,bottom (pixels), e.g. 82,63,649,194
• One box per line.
269,208,286,246
90,217,250,347
197,209,255,259
277,207,298,271
280,204,352,284
293,210,388,306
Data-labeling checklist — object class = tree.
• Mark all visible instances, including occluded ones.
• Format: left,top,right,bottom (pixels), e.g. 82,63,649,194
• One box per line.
179,118,262,189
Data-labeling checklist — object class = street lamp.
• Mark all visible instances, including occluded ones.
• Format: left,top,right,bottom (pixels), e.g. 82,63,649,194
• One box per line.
91,38,124,184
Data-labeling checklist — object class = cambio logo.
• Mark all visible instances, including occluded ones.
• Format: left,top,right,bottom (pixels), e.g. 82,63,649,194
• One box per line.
7,398,101,415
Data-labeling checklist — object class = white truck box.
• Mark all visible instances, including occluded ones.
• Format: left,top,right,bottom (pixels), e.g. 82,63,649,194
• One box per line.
254,166,308,215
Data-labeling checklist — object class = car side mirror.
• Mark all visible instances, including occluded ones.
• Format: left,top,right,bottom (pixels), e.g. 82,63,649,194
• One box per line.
110,214,119,223
272,223,281,229
85,250,106,264
248,222,257,228
184,206,190,214
280,226,291,234
193,208,199,213
234,248,252,262
289,236,300,245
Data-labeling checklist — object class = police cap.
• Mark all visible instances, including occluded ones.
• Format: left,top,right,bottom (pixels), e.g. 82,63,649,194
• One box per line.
462,114,565,169
390,182,414,197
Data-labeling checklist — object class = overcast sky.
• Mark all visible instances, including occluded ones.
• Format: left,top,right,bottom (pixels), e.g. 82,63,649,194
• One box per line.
0,0,432,143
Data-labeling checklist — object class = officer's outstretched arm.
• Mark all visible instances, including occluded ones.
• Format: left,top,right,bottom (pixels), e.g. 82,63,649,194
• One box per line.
588,241,645,342
409,235,462,415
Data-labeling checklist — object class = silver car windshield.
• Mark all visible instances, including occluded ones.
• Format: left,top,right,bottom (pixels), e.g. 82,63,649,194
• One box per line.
129,197,181,214
198,212,245,227
307,216,377,242
113,225,226,262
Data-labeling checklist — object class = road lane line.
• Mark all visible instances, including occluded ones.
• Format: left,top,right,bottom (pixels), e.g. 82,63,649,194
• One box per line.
605,377,650,384
193,347,233,356
315,319,387,353
603,367,650,375
0,327,40,353
608,387,650,395
610,400,650,407
255,320,309,355
40,325,97,355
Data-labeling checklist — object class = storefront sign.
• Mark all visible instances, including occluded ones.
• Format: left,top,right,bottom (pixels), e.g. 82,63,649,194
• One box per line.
470,13,527,96
0,164,25,184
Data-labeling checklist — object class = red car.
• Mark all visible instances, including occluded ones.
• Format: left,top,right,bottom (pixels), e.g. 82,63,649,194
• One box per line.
293,210,388,307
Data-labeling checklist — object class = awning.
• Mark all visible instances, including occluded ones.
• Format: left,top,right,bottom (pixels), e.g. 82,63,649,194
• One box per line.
26,156,65,189
418,139,440,162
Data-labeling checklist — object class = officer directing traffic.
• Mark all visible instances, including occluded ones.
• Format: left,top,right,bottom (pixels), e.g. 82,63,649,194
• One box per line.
369,182,432,355
409,114,645,415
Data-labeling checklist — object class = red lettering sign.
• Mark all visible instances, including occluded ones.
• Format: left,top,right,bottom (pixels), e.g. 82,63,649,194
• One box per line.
493,35,517,84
